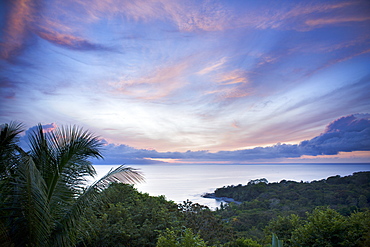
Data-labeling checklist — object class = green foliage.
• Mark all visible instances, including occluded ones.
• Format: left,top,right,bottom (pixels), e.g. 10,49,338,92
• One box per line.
3,121,369,246
156,228,207,247
214,172,370,212
179,199,235,245
225,238,262,247
346,210,370,246
264,214,300,245
290,207,370,247
78,183,182,247
0,122,143,247
79,193,234,246
214,172,370,241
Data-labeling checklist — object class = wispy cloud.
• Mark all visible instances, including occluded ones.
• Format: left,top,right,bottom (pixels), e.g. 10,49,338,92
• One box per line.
36,30,109,51
1,0,369,162
234,1,369,31
305,16,370,27
109,59,190,100
0,0,35,60
89,114,370,164
197,58,227,75
203,67,251,100
0,77,18,99
0,0,111,62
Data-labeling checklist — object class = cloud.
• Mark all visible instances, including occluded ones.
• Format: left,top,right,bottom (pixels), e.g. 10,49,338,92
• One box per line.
163,0,232,32
301,114,370,155
0,0,36,60
109,59,190,100
2,0,368,63
202,68,251,101
36,30,109,51
0,77,19,99
24,123,58,135
197,58,227,75
0,0,111,61
97,114,370,164
17,114,369,165
305,16,370,27
235,1,369,32
19,123,58,150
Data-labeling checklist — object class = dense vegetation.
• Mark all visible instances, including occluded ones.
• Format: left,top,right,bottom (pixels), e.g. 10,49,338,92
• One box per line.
77,183,233,246
0,122,143,247
1,121,369,246
76,172,370,246
214,172,370,214
212,171,370,243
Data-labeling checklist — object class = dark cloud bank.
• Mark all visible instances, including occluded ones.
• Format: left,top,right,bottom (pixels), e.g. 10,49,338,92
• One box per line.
94,114,370,164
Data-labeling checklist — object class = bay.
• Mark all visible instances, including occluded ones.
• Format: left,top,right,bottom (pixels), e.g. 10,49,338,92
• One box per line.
93,163,370,209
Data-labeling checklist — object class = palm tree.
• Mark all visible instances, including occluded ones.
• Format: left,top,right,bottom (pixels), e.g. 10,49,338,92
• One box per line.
0,122,144,247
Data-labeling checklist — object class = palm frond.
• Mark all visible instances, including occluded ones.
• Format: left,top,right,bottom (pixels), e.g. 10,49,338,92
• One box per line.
1,153,51,246
91,165,145,192
50,165,144,246
17,155,51,246
48,125,102,195
28,124,56,184
2,122,145,247
0,121,24,176
27,124,103,203
0,121,24,149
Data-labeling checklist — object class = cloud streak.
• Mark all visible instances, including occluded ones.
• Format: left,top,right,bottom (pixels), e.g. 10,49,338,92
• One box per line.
90,114,370,164
0,0,111,61
1,0,369,161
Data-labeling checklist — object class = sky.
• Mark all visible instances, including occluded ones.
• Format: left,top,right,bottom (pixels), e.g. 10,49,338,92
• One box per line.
1,0,370,164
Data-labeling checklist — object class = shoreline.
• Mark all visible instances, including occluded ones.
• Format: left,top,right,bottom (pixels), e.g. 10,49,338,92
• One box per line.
202,193,242,205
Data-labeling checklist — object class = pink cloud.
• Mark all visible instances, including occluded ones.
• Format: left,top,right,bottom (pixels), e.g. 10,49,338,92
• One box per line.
24,123,58,137
96,113,370,164
0,0,35,60
205,69,251,100
109,60,190,100
306,16,370,27
234,1,368,31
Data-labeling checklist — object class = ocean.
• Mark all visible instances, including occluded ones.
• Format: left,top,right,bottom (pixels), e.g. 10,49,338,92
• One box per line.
92,163,370,209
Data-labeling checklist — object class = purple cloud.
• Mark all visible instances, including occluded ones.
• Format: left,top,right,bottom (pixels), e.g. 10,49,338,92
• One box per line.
214,114,370,159
300,114,370,155
15,114,369,165
95,114,370,164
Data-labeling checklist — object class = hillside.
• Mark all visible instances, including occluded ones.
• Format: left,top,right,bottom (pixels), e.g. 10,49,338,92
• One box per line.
211,171,370,242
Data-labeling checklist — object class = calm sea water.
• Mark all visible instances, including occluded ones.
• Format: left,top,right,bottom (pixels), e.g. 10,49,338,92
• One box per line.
92,163,370,209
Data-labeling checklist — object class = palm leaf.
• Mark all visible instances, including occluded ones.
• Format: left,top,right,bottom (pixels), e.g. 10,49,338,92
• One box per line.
50,165,144,247
1,151,51,246
16,155,51,246
28,124,56,186
0,122,24,177
0,121,24,150
27,124,102,205
1,122,146,247
91,165,145,192
47,125,102,199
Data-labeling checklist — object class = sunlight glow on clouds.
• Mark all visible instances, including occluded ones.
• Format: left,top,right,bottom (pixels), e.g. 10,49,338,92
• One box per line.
89,114,370,164
1,0,369,163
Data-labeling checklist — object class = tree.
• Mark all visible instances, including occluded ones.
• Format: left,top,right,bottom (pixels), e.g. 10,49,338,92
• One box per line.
156,228,207,247
78,183,182,247
0,122,144,247
179,200,234,245
265,214,301,246
225,238,262,247
345,210,370,247
291,207,349,247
